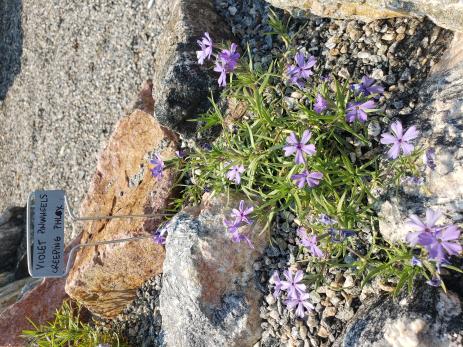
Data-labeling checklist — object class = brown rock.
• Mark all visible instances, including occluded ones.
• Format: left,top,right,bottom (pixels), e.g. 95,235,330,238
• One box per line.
65,110,178,318
0,234,82,347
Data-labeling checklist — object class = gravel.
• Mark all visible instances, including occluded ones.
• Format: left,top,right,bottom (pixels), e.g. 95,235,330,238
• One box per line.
98,274,164,347
0,0,170,213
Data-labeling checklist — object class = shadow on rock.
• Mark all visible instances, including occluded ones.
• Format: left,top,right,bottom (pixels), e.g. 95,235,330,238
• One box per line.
0,0,23,101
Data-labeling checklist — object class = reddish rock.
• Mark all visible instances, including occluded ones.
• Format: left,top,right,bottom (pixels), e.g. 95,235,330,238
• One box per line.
65,110,178,318
0,234,82,347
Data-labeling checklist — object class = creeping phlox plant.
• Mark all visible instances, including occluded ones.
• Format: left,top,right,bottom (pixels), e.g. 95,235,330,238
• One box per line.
148,22,462,319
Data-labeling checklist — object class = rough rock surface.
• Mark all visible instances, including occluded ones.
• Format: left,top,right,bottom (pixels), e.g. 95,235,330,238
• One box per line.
0,207,26,274
266,0,463,33
0,234,81,347
0,0,172,214
160,194,268,347
333,282,463,347
65,110,178,318
377,33,463,243
152,0,232,135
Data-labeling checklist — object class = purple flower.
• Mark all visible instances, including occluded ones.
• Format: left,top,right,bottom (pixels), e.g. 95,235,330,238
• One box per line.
287,52,317,88
426,277,442,287
406,209,442,246
297,228,323,258
175,150,186,158
411,256,422,267
196,32,213,65
285,291,314,318
353,76,384,97
380,121,419,159
218,43,240,71
283,130,316,164
271,271,283,298
280,269,307,299
226,164,245,185
152,225,167,245
150,155,165,180
229,228,254,249
223,218,239,233
214,61,228,87
291,170,323,188
224,219,254,248
319,214,337,225
314,94,328,114
418,225,461,262
345,100,376,123
328,228,356,243
231,200,254,225
424,148,436,170
213,43,240,88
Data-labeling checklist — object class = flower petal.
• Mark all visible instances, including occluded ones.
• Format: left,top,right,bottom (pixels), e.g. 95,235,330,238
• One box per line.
380,133,397,145
301,130,312,144
425,209,441,228
390,121,403,139
402,126,419,141
387,143,401,159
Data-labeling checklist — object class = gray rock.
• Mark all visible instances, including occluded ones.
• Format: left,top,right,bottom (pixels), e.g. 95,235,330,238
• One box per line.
160,194,267,347
265,0,463,33
152,0,232,136
333,282,463,347
377,34,463,243
0,207,26,276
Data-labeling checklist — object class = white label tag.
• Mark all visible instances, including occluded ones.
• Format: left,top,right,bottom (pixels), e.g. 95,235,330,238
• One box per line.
31,190,65,277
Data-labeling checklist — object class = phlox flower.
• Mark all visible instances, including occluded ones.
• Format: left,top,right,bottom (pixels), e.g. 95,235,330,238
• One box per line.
353,76,384,97
328,228,355,243
150,155,165,180
287,52,316,88
152,224,168,245
418,225,462,262
285,291,314,318
297,228,323,258
214,43,240,87
380,121,419,159
313,94,328,114
345,100,376,123
424,148,436,170
291,170,323,188
226,164,245,185
426,277,442,287
280,269,306,299
231,200,254,225
319,214,337,225
283,130,316,164
406,208,441,246
223,219,254,249
411,256,422,267
196,32,213,65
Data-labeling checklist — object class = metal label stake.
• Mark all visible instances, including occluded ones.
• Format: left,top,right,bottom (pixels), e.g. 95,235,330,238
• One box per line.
26,190,170,278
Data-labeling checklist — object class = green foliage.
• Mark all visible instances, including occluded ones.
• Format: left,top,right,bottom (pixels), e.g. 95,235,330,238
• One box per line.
172,24,453,294
22,300,127,347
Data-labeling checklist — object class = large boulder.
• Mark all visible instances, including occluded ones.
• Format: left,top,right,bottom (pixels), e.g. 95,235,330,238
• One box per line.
65,109,178,318
377,33,463,243
334,282,463,346
266,0,463,33
152,0,232,135
160,194,267,347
